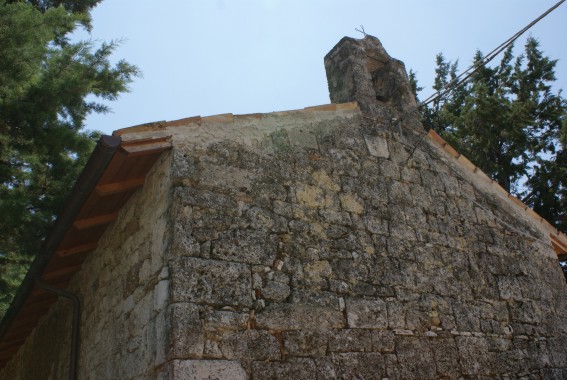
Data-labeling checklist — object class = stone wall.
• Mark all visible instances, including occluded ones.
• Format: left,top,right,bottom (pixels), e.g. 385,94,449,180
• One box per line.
74,151,172,379
156,104,567,379
0,151,173,380
0,300,73,379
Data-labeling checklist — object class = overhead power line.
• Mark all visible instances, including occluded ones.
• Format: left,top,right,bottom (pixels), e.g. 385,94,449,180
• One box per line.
419,0,566,108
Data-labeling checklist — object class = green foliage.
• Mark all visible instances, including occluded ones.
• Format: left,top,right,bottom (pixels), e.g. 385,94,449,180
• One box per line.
0,254,32,316
408,69,423,103
0,0,138,316
418,38,566,233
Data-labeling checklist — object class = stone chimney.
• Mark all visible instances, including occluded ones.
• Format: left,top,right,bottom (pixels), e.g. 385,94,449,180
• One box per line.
324,35,422,131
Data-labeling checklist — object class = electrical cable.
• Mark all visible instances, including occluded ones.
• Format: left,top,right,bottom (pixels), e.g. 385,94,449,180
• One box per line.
419,0,566,108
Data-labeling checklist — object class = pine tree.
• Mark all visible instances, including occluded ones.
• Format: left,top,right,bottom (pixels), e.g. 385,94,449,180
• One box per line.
418,38,566,233
0,0,139,315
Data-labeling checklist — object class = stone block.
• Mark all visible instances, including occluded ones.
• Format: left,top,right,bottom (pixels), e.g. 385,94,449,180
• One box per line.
339,192,364,214
202,310,249,332
328,148,361,177
249,358,318,380
211,229,278,266
388,180,412,205
364,215,389,235
346,298,387,329
383,353,400,379
153,280,169,312
289,289,342,310
261,280,291,302
319,209,352,226
171,150,199,184
364,134,389,158
255,304,345,330
170,257,252,307
166,303,205,359
509,300,542,324
221,330,280,360
548,336,567,368
454,336,491,376
429,337,462,378
420,169,444,191
294,184,326,208
371,330,395,353
173,187,238,216
497,276,523,300
288,128,319,150
273,200,293,218
168,359,247,380
379,159,400,179
198,162,255,191
328,329,372,352
401,166,421,184
203,340,223,359
170,221,201,258
315,352,385,379
395,336,436,379
246,207,287,232
283,330,329,357
452,301,481,332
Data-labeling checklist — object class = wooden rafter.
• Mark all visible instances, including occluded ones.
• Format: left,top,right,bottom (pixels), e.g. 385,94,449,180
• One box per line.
73,212,118,230
95,177,145,196
55,242,98,258
551,234,567,256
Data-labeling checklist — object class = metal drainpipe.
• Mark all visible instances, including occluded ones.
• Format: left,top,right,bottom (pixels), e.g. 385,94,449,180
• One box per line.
36,281,80,380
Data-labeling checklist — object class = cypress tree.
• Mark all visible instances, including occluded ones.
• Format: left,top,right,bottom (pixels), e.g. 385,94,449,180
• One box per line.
418,38,566,233
0,0,139,315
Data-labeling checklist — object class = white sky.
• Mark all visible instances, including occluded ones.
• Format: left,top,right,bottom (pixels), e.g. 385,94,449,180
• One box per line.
73,0,567,136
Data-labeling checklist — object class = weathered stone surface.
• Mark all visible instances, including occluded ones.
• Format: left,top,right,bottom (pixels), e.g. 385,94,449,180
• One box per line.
283,330,329,357
328,329,372,352
198,162,255,191
324,35,421,129
455,336,491,376
248,358,318,380
346,298,387,329
261,280,291,302
168,359,247,380
396,336,437,379
211,230,278,266
174,187,238,216
315,352,385,379
167,303,205,358
364,134,389,158
429,337,462,378
170,257,252,307
256,304,345,330
221,330,280,360
202,310,249,331
549,336,567,368
371,330,395,353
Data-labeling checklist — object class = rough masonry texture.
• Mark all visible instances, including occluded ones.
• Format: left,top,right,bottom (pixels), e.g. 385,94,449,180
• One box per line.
1,35,567,379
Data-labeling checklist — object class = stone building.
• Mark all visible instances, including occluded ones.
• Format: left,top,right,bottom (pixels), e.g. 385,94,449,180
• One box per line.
0,35,566,379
